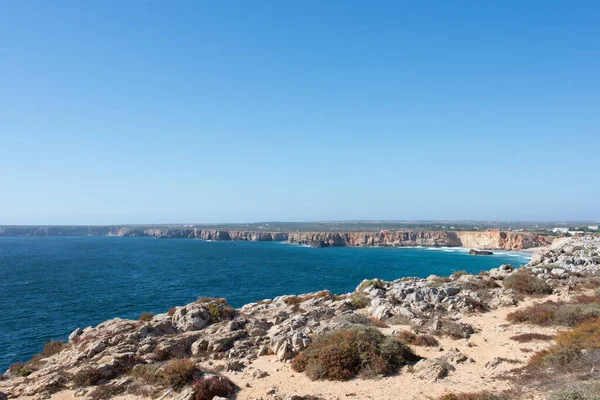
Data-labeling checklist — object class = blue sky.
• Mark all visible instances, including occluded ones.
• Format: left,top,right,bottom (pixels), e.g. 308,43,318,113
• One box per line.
0,1,598,224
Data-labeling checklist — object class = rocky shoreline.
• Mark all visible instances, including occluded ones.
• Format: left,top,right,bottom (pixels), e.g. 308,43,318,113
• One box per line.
0,227,550,250
1,235,598,399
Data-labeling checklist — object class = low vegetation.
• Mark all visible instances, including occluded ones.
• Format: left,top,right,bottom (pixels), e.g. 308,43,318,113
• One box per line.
507,297,600,327
283,291,334,306
503,271,552,295
439,392,510,400
396,330,440,347
8,362,33,377
291,326,418,381
192,375,237,400
72,367,103,387
160,358,199,390
349,292,371,309
509,333,554,343
88,384,126,400
357,279,384,291
139,312,155,322
196,297,236,321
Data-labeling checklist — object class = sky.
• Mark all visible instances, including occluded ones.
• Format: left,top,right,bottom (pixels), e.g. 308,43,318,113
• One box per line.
0,1,599,224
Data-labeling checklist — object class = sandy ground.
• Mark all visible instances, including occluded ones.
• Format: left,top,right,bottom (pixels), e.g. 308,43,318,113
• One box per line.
8,294,565,400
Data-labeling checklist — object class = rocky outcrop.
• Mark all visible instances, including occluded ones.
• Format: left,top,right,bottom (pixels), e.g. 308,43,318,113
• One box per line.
527,235,600,274
288,231,550,250
469,249,494,255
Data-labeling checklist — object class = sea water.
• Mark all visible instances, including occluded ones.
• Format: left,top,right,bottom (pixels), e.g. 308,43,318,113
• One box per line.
0,236,530,371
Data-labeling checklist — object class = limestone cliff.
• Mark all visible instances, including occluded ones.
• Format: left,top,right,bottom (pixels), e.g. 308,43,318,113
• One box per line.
287,231,551,250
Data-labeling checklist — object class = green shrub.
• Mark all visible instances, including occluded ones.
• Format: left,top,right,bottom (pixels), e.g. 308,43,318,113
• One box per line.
130,363,162,385
503,271,552,295
9,362,33,377
349,293,370,309
290,326,418,381
549,382,600,400
191,376,237,400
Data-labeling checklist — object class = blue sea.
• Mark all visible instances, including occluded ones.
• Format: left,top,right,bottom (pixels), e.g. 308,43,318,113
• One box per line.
0,236,530,371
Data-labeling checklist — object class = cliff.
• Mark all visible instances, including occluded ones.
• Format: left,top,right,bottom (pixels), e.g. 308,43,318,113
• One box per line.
287,230,551,250
287,230,461,248
0,226,551,249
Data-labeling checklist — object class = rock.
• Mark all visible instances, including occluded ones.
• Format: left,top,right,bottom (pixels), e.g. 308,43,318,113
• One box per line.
68,328,84,342
489,264,515,280
0,392,7,400
414,359,454,382
172,304,211,332
469,249,494,255
253,369,269,379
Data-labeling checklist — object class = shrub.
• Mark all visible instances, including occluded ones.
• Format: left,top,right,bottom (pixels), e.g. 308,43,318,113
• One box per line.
529,318,600,367
436,321,476,339
503,271,552,295
196,297,235,321
509,333,554,343
139,312,155,322
88,384,125,400
192,375,237,400
386,314,412,325
73,367,103,387
549,382,600,400
283,291,333,306
439,392,509,400
161,358,198,390
507,301,600,327
167,307,177,316
369,316,388,328
349,293,370,309
42,340,65,358
9,362,33,377
396,330,439,347
130,363,162,385
290,326,418,381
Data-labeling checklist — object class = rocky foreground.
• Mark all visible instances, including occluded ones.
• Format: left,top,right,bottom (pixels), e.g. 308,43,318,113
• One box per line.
2,236,599,400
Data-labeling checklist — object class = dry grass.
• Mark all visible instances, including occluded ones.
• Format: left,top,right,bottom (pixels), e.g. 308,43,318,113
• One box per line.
509,333,554,343
283,291,334,306
396,330,439,347
139,312,155,322
507,300,600,327
439,392,510,400
369,316,389,328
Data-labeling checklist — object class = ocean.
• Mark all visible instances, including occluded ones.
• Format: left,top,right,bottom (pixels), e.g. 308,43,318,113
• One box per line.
0,236,530,371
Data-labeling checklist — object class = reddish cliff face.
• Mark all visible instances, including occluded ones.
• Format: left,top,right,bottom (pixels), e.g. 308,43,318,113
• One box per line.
287,231,551,250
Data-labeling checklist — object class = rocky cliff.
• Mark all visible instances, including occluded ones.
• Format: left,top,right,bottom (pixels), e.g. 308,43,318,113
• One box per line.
0,227,288,241
287,230,550,250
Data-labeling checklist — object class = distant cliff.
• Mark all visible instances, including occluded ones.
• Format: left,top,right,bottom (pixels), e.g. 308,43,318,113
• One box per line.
287,230,551,250
0,226,551,249
0,227,288,242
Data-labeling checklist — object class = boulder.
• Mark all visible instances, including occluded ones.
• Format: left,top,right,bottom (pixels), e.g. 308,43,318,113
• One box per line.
172,304,211,332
